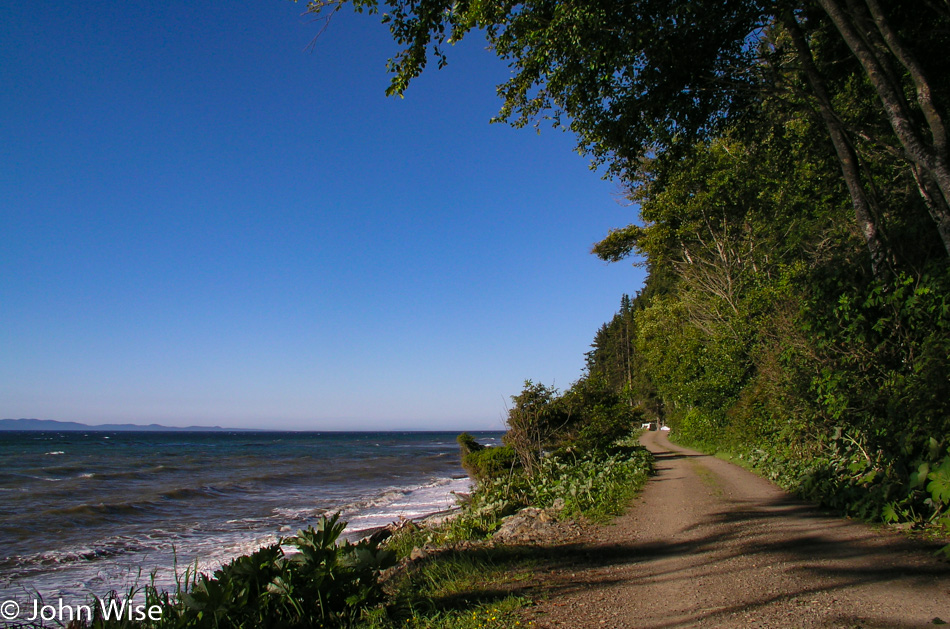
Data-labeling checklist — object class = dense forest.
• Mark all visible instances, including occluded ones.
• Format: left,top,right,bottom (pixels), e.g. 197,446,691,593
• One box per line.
304,0,950,531
576,1,950,529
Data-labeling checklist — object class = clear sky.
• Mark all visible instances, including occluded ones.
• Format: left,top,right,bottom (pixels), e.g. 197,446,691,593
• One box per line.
0,1,645,431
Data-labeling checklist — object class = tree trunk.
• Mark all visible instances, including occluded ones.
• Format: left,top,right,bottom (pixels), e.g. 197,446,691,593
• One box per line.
862,0,948,161
817,0,950,256
781,13,890,273
911,165,950,257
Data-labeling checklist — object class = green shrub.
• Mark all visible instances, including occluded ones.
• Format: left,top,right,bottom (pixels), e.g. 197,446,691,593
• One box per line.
460,445,519,482
89,514,396,629
719,430,950,544
456,433,484,456
531,447,653,521
443,438,653,537
574,403,641,453
457,433,520,482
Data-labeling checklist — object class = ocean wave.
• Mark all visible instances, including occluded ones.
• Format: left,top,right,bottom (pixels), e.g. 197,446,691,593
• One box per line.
333,477,468,531
266,476,467,536
71,465,170,481
160,485,229,501
0,472,63,483
40,484,232,523
42,470,98,482
0,465,105,483
46,501,148,519
4,537,149,571
271,506,326,521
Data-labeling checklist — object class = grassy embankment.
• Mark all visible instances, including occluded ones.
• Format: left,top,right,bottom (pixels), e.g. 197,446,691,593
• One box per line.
363,431,653,628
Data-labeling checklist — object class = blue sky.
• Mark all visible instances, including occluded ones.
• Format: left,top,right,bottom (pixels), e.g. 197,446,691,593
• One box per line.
0,1,644,430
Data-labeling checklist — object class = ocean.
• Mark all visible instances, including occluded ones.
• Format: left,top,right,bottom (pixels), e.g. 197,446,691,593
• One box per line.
0,430,498,606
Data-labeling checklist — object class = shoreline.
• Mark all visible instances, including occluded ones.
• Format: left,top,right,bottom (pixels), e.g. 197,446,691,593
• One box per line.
1,474,472,606
348,497,467,543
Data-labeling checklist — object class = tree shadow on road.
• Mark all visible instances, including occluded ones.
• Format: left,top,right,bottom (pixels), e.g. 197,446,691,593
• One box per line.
427,491,950,628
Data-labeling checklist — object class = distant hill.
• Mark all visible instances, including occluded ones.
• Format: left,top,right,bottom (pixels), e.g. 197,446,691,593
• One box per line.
0,418,237,432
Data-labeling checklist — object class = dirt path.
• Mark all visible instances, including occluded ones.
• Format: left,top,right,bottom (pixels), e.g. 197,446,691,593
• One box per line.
526,431,950,628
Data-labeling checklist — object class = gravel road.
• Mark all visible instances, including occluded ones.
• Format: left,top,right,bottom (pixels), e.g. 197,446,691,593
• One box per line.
526,431,950,628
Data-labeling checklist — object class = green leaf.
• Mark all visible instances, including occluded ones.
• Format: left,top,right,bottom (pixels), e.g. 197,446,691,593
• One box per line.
881,502,900,523
926,457,950,504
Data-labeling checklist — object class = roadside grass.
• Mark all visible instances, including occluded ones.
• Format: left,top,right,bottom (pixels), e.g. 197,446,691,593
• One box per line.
667,432,950,556
355,435,654,628
359,547,538,629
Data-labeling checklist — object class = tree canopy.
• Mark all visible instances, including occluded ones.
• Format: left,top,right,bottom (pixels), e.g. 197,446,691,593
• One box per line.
301,0,950,261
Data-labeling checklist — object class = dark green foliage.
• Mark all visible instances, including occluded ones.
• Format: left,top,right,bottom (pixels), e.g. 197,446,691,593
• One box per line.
442,441,654,538
455,433,483,456
180,544,287,628
557,376,643,454
574,404,639,455
735,432,950,535
302,0,771,176
460,444,519,483
805,269,950,454
457,432,519,482
456,380,651,535
578,94,950,534
87,514,396,629
499,375,645,477
502,381,571,476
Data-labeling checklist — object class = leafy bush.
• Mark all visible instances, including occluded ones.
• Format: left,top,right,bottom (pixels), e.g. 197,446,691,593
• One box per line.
725,430,950,540
574,405,638,453
443,440,653,537
88,514,396,629
807,270,950,456
456,433,484,456
460,444,519,483
457,433,519,482
503,381,570,476
531,447,653,521
556,376,644,454
396,433,653,549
